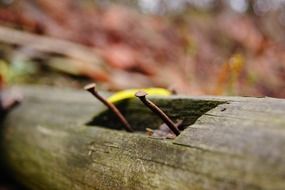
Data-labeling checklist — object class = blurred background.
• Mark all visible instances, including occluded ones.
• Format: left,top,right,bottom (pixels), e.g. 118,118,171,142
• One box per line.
0,0,285,97
0,0,285,189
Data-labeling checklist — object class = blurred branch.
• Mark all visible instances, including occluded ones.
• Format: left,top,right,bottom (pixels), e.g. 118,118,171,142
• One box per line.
0,26,109,81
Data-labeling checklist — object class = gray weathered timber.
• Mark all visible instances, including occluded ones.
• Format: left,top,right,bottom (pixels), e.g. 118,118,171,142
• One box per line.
1,86,285,190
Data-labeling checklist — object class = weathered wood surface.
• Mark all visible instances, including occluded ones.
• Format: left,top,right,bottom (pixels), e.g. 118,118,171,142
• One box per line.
1,86,285,190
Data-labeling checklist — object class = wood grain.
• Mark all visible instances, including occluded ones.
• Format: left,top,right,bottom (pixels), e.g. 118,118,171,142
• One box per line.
1,86,285,190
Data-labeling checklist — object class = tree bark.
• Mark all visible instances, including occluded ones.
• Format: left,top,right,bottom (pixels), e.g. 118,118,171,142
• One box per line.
1,86,285,190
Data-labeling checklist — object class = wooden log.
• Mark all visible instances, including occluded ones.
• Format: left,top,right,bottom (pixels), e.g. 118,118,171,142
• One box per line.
0,86,285,190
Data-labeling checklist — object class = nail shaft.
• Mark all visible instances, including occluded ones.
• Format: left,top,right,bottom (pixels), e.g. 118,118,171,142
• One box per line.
85,84,133,132
135,91,180,136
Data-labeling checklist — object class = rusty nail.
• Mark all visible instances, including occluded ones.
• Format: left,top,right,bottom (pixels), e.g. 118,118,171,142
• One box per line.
84,83,134,132
135,91,180,136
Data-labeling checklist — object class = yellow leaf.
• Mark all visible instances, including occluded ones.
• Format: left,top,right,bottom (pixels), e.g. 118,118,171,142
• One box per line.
107,88,171,103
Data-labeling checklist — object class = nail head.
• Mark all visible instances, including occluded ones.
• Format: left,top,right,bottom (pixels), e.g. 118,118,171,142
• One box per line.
135,91,148,98
84,83,96,91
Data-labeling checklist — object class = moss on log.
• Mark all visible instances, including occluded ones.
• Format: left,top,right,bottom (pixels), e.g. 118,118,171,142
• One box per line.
1,86,285,190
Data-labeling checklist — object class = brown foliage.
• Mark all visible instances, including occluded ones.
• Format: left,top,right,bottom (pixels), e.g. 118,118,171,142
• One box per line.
0,0,284,97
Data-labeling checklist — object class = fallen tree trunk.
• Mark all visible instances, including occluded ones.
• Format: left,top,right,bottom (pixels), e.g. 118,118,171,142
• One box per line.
1,86,285,190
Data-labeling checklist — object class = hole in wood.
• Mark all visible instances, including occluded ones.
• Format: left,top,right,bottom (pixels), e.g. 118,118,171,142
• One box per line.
86,97,224,135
